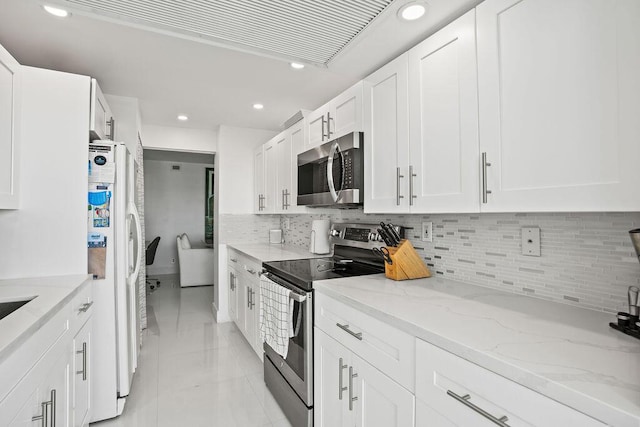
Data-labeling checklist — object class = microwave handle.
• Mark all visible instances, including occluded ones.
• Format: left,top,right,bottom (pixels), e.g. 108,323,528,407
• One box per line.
327,141,344,203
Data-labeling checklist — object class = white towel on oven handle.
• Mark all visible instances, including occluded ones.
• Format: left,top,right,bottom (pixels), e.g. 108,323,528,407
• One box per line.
259,274,294,358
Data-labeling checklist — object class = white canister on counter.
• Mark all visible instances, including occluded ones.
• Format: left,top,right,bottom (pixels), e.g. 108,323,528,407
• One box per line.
310,219,331,254
269,229,283,244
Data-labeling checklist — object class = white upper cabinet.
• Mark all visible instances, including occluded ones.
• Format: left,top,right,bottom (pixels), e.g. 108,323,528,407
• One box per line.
305,82,363,151
89,78,114,141
0,43,21,209
364,11,479,214
253,145,265,213
477,0,640,212
263,137,278,213
409,9,480,213
363,53,410,213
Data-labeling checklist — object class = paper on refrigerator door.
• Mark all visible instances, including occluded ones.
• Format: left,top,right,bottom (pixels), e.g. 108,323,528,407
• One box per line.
88,233,107,279
89,190,111,228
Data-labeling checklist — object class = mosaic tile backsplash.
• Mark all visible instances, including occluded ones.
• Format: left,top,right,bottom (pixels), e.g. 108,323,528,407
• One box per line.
280,211,640,314
219,214,281,245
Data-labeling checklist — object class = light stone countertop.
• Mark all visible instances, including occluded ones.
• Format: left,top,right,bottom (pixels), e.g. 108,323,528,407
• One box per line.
314,274,640,427
0,274,92,363
227,243,330,262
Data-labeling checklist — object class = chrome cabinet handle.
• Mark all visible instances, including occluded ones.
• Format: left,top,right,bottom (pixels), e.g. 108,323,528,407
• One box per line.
32,402,47,426
327,112,334,138
246,268,256,275
76,342,88,381
348,366,358,411
336,323,363,340
247,288,251,308
447,390,510,426
338,357,348,400
78,301,93,313
481,152,492,204
50,389,56,427
283,189,290,209
281,189,285,210
230,258,238,263
251,289,256,309
409,165,417,206
396,167,404,206
107,117,115,140
229,272,235,290
321,115,328,141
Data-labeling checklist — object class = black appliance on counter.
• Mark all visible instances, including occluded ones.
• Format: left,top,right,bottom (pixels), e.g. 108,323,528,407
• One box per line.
261,223,404,427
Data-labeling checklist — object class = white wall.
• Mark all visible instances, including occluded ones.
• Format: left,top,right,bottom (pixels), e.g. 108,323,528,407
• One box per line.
142,124,218,153
213,125,276,321
144,159,214,274
0,67,89,279
104,94,142,155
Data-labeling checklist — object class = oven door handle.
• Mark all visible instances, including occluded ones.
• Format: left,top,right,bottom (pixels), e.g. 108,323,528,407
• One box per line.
261,271,308,303
327,141,344,203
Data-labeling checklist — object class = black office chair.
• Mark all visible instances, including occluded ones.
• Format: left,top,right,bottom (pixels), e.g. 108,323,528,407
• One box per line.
146,236,161,289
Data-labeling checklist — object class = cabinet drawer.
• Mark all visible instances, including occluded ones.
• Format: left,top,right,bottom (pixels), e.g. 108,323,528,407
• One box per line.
69,280,92,331
315,293,415,392
228,250,261,279
415,339,606,426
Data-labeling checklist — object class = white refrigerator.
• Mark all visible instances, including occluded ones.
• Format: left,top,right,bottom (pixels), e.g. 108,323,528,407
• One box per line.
88,142,142,422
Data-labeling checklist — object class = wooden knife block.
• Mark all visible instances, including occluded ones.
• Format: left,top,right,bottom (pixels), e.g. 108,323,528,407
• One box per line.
384,240,431,281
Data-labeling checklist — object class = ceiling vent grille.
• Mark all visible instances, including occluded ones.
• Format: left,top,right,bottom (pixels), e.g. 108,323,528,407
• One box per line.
57,0,395,65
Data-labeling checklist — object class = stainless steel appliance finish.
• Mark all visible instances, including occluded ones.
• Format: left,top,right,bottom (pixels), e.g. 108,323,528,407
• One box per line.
297,132,364,207
262,223,401,427
630,229,640,261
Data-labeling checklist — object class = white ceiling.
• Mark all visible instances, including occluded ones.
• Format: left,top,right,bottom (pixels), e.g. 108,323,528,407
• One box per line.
0,0,480,132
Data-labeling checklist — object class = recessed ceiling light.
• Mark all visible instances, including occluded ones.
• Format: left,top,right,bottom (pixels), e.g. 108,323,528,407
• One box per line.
398,2,426,21
253,103,264,110
177,114,189,121
290,62,305,70
43,5,70,18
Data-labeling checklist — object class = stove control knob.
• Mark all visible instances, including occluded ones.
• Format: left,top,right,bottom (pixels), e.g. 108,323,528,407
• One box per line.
329,229,341,237
368,232,376,241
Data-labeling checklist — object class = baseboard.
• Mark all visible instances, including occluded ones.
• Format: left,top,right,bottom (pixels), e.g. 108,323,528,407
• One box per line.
212,301,231,323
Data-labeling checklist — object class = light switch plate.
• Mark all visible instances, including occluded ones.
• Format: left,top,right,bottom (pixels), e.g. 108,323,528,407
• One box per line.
422,222,433,242
521,227,541,256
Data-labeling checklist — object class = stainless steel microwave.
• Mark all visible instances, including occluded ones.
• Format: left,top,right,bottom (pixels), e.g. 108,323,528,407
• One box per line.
297,132,364,207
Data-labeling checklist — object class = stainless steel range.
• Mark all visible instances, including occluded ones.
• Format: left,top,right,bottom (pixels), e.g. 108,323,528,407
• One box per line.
261,223,403,427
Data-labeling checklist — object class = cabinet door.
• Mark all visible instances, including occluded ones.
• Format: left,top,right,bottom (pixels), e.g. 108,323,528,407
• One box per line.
263,139,278,213
228,267,238,323
253,145,265,213
72,320,91,427
89,79,113,141
331,82,363,141
288,120,306,213
314,329,350,427
9,349,70,427
408,10,480,213
307,108,327,150
243,280,257,350
477,0,640,212
0,43,21,209
275,133,291,213
363,53,410,213
351,353,415,427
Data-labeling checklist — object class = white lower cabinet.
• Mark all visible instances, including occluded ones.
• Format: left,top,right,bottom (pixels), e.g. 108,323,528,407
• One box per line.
228,249,263,359
72,319,91,427
314,328,414,427
415,339,606,427
0,281,93,427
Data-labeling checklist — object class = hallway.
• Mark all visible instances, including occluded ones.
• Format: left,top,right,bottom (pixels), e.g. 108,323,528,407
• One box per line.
97,275,292,427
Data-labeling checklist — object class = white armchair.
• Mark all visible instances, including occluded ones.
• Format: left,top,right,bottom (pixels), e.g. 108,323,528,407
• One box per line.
176,233,215,287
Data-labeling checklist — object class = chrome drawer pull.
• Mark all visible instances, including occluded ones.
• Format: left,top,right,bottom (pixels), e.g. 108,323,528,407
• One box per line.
230,258,238,263
76,342,88,380
336,323,363,340
348,366,358,411
338,357,348,400
78,301,93,313
447,390,510,426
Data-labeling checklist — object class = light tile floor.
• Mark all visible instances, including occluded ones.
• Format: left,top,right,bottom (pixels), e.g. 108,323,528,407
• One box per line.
95,274,292,427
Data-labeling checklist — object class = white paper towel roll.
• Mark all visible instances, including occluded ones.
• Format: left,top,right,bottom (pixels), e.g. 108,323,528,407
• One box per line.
310,219,331,254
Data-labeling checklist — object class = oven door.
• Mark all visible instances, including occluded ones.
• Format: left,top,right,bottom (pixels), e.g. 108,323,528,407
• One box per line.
262,272,314,406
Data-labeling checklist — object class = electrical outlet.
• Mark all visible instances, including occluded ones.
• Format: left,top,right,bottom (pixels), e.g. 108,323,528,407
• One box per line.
521,227,541,256
421,222,433,242
171,258,175,264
